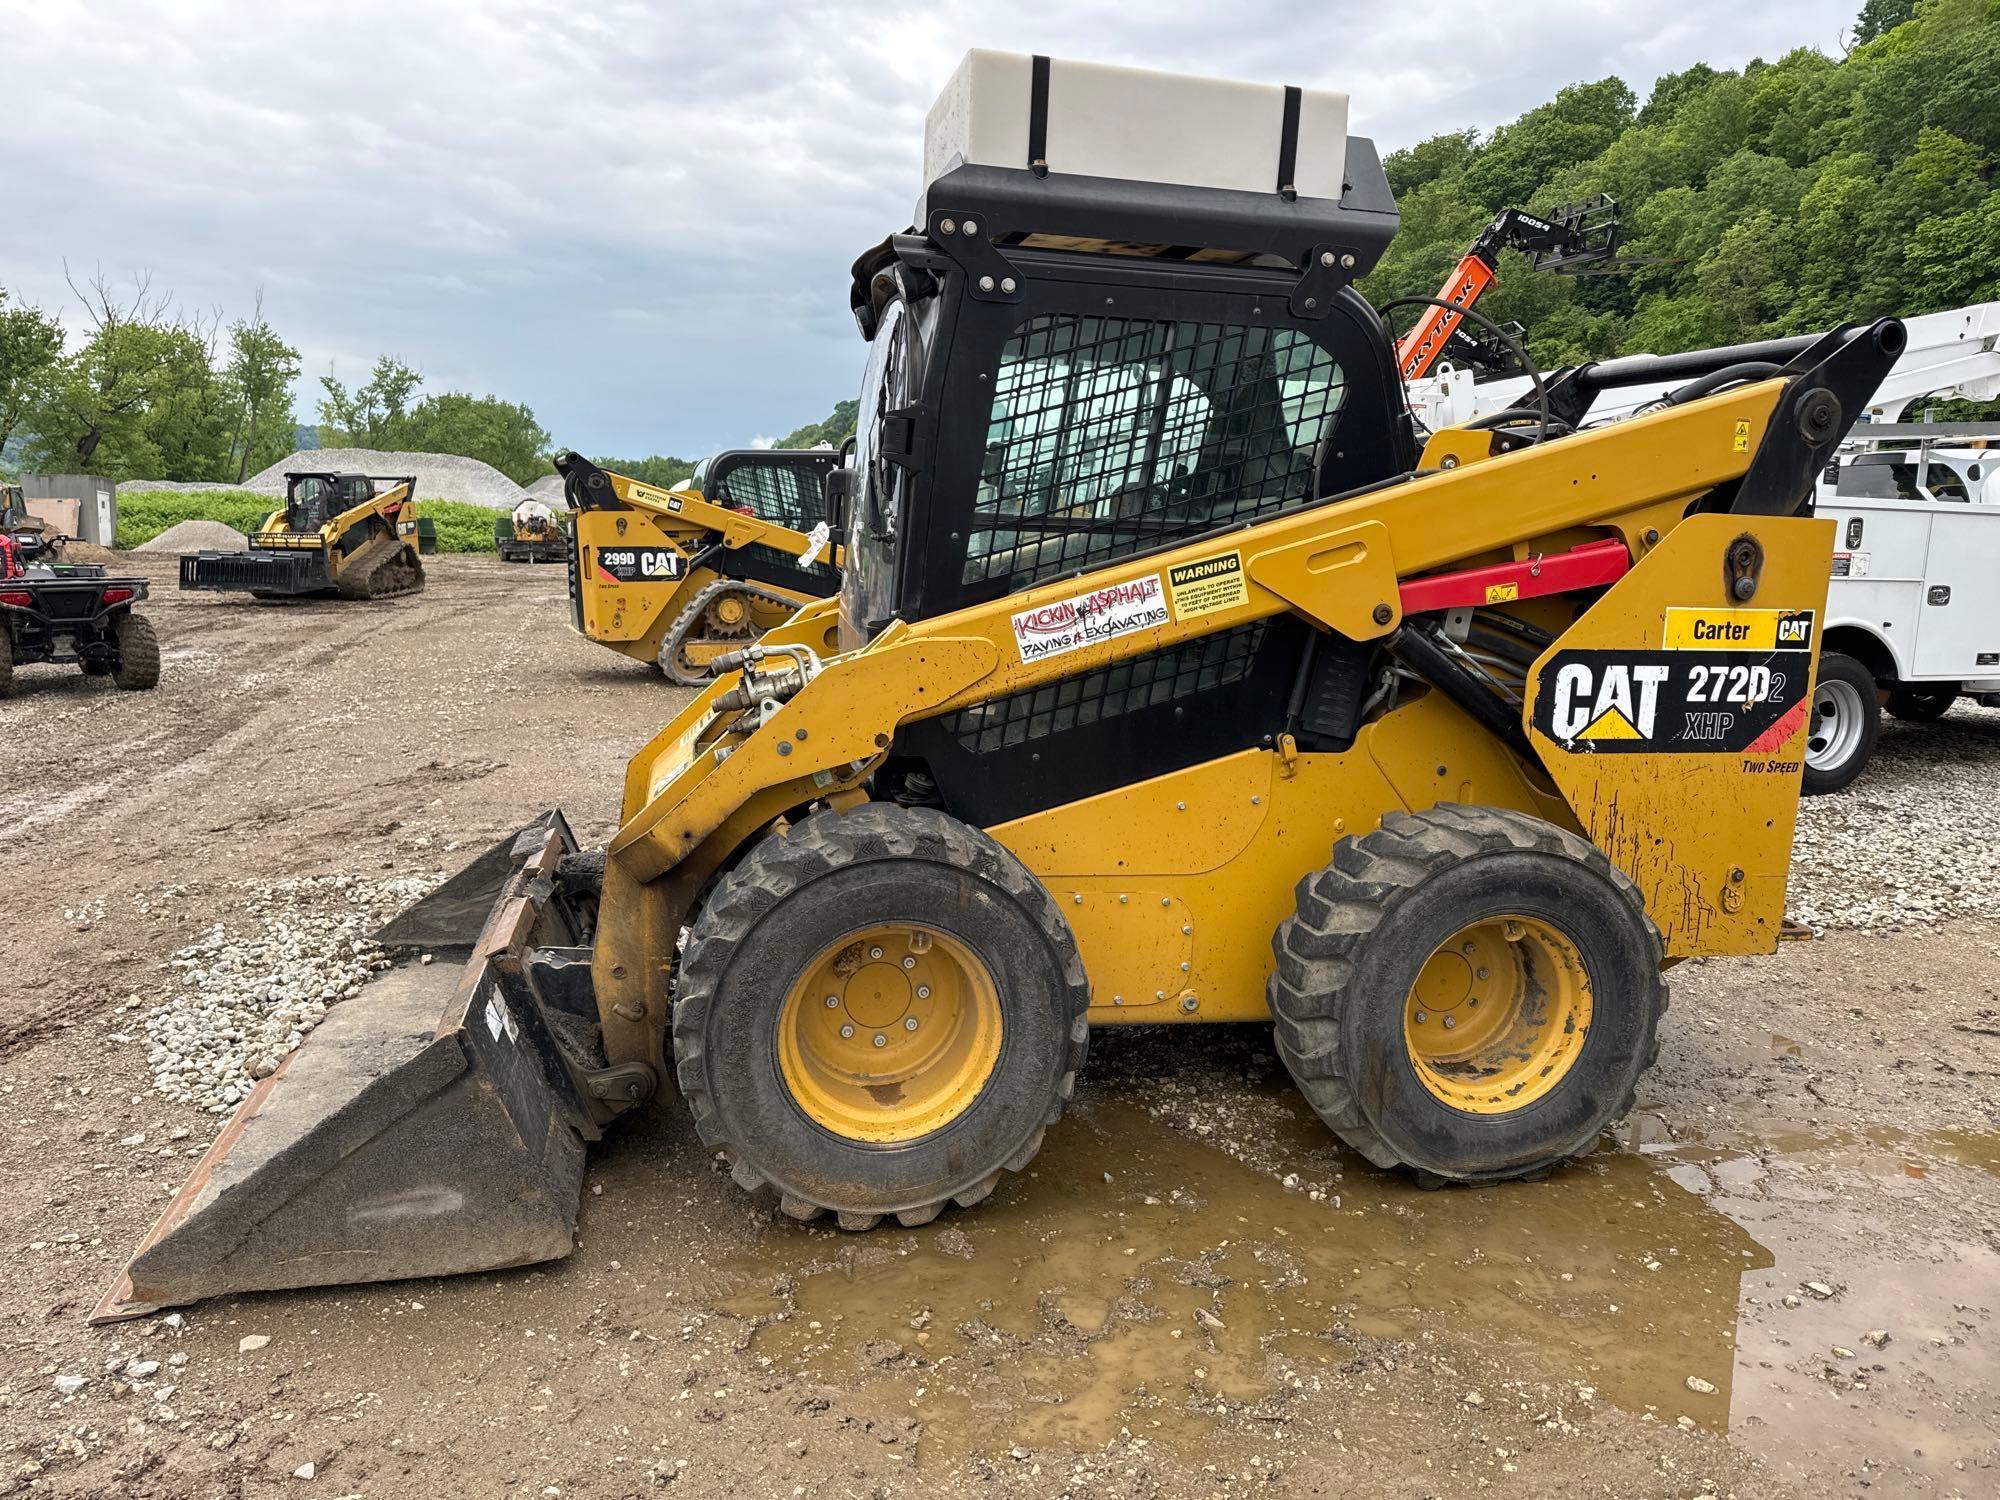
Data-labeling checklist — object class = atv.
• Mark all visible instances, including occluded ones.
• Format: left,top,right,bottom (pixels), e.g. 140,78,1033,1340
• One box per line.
0,529,160,697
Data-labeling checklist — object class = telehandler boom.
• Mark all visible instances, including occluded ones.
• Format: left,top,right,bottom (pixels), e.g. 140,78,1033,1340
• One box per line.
100,50,1901,1321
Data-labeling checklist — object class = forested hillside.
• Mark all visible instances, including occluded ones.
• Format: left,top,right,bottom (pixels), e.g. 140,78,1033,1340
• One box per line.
1359,0,1999,365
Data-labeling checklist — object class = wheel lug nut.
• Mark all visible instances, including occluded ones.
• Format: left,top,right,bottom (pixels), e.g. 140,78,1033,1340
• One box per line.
1461,941,1477,955
1443,1015,1457,1030
1415,1010,1429,1024
873,1033,887,1048
869,946,884,960
824,995,840,1008
1475,967,1490,980
916,985,931,999
901,956,916,970
904,1017,918,1031
839,1024,855,1039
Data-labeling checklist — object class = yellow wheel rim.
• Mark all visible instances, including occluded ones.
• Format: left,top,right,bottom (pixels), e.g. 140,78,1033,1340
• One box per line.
1404,915,1593,1113
778,925,1003,1144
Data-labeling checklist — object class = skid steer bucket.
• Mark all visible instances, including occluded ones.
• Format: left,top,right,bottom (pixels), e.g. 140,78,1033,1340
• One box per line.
92,812,602,1323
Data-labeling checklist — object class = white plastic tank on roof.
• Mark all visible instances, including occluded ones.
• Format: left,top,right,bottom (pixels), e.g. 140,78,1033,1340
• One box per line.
512,499,556,529
924,50,1349,200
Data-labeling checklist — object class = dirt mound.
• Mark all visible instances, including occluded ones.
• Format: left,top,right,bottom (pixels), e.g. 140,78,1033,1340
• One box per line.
246,448,527,509
136,519,249,553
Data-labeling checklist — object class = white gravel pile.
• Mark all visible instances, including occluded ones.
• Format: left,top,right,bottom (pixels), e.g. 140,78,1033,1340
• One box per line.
1788,704,2000,931
523,473,565,499
143,873,436,1112
247,448,527,509
135,519,248,553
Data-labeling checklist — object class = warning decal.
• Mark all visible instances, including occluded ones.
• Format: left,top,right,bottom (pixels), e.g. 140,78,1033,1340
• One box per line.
1662,607,1815,652
1011,574,1170,663
1168,552,1249,620
1532,648,1812,754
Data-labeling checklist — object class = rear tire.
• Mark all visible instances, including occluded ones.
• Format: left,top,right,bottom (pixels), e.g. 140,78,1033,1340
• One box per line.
1802,652,1879,795
1885,685,1957,722
1269,804,1666,1183
0,628,13,699
672,803,1089,1229
111,613,160,691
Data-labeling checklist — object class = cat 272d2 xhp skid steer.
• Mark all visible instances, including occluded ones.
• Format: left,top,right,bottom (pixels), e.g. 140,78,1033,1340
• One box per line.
98,51,1902,1321
557,448,841,684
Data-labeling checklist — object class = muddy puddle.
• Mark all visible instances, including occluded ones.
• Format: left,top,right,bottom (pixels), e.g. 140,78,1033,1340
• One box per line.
600,1075,1997,1475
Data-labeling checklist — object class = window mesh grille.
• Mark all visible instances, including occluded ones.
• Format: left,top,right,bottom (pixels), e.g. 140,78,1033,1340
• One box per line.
940,623,1268,756
965,315,1346,591
711,462,825,529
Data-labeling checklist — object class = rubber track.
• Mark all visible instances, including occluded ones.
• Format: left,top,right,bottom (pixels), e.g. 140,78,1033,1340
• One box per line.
671,802,1091,1230
335,537,425,601
657,578,809,687
1266,802,1667,1180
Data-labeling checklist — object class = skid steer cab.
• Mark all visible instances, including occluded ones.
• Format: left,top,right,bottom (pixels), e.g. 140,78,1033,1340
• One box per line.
556,449,842,685
100,48,1904,1323
179,473,425,601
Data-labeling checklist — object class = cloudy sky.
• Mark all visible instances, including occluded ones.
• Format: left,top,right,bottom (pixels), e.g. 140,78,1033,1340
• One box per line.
6,0,1860,458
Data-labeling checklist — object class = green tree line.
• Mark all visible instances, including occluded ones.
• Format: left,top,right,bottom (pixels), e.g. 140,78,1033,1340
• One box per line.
1360,0,1999,366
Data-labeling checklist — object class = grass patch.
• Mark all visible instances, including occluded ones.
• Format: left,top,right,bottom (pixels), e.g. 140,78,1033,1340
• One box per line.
117,490,506,553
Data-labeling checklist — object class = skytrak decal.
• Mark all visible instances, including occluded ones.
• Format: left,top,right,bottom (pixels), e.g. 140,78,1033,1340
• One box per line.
1532,648,1811,754
1010,574,1169,663
1661,607,1815,652
1167,552,1248,619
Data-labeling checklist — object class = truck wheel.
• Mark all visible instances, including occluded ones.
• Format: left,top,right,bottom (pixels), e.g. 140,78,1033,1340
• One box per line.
1885,686,1957,722
1803,652,1878,794
111,612,161,691
1269,804,1666,1184
673,803,1089,1229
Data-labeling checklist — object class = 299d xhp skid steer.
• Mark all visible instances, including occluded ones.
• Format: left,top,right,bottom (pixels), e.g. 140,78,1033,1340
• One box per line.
558,449,842,685
98,50,1902,1322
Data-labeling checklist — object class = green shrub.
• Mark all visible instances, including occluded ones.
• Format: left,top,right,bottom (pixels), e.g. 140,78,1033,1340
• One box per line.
116,489,509,553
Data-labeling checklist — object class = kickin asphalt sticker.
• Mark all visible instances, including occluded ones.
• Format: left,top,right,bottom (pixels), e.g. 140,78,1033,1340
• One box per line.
1011,574,1170,663
1532,648,1811,754
1167,552,1248,620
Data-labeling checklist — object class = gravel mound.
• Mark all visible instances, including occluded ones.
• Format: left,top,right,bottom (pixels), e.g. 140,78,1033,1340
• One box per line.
119,479,253,493
246,448,527,509
523,474,565,499
1788,703,2000,931
142,873,436,1112
135,519,249,553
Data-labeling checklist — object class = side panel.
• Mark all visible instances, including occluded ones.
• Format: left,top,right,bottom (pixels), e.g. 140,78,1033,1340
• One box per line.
990,692,1563,1023
1524,512,1834,958
1912,505,2000,678
570,506,699,654
1819,497,1929,677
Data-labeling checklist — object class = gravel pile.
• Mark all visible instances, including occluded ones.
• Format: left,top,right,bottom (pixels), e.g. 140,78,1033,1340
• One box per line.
247,448,527,509
1788,704,2000,931
523,474,565,500
135,519,248,553
142,873,435,1112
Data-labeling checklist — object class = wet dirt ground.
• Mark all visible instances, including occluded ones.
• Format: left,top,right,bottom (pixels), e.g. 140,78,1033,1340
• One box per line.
1,556,1996,1497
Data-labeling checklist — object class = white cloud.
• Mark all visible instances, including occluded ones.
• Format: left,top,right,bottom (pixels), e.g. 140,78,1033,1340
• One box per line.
3,0,1860,456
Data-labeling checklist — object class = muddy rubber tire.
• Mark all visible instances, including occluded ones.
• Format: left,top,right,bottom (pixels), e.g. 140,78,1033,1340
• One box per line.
111,612,160,691
0,631,12,699
673,803,1090,1229
1268,804,1667,1184
1885,685,1957,722
1802,652,1879,796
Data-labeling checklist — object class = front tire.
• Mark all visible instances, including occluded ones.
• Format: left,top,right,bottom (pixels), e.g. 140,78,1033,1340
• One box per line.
1803,652,1879,795
672,803,1090,1229
1269,804,1666,1183
111,613,160,691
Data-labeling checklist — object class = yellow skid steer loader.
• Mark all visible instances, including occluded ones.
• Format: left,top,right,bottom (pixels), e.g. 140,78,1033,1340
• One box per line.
180,472,427,600
558,449,841,684
99,50,1901,1322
